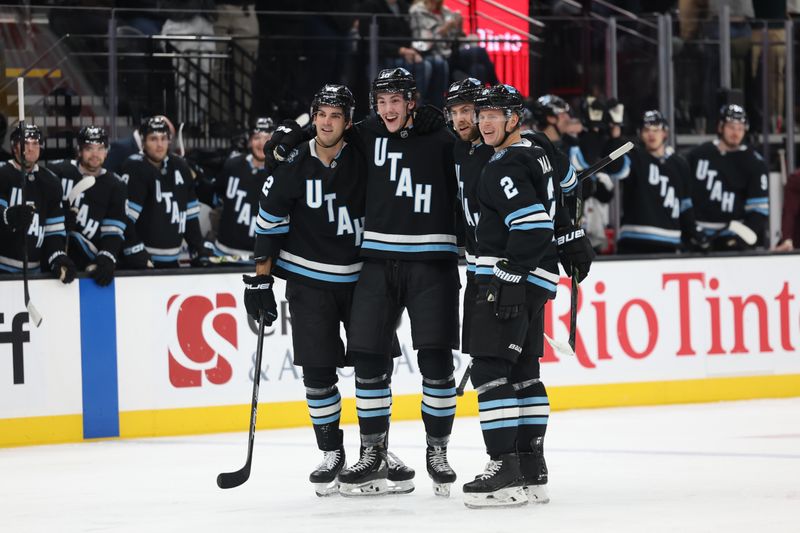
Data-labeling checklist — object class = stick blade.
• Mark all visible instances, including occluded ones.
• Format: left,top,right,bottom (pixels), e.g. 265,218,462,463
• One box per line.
295,112,310,127
728,220,758,246
26,301,43,328
217,466,251,489
544,334,575,358
67,176,96,204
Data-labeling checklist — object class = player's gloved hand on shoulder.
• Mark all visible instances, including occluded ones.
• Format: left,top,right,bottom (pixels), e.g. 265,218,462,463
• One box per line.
487,260,528,320
270,120,308,161
413,104,446,134
3,204,35,232
684,225,710,253
50,252,77,284
89,251,116,287
242,274,278,325
190,241,215,267
556,225,594,283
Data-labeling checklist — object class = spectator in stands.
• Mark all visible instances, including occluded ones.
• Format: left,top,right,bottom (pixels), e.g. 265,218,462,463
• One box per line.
774,169,800,251
213,0,260,116
358,0,448,108
408,0,498,85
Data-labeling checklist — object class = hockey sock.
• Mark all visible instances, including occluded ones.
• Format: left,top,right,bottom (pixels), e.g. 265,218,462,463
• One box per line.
354,353,392,436
303,367,342,451
511,357,549,452
470,357,518,457
417,348,456,440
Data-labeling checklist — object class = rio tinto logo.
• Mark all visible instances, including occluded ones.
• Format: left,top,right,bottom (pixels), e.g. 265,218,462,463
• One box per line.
166,293,237,388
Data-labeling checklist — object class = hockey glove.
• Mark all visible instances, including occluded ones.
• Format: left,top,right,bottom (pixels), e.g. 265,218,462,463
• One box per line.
684,225,711,253
556,225,594,283
89,251,116,287
50,252,77,284
190,241,215,267
270,120,308,161
123,246,152,270
3,204,35,232
413,104,446,134
243,273,278,325
487,260,528,321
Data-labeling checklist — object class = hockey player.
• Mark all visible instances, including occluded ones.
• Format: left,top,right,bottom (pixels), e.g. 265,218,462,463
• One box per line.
461,84,588,509
120,116,212,268
48,126,128,285
617,111,707,254
211,117,274,260
0,124,76,282
686,104,769,250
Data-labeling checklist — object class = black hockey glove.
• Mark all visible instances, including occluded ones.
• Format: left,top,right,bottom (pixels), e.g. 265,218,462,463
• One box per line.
413,104,446,134
190,241,215,267
684,225,711,253
269,120,308,161
242,274,278,325
123,246,153,270
556,225,594,283
89,251,116,287
3,204,35,232
487,260,527,321
50,252,77,284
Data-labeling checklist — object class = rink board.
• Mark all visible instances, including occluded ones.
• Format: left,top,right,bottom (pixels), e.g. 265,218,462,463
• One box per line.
2,254,800,446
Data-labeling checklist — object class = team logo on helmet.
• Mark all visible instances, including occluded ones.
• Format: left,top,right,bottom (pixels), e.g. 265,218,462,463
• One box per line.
475,84,524,118
11,123,44,146
445,78,484,108
311,84,356,122
77,125,109,148
252,117,276,135
140,116,171,138
370,68,416,110
641,110,668,130
719,104,748,127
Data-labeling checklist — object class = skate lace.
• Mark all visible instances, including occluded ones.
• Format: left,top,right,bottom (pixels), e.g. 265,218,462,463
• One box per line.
428,446,450,472
315,449,341,471
351,447,378,473
478,460,502,480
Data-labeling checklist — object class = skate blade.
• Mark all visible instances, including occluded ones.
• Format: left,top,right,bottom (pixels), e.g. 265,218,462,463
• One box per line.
339,478,389,497
387,479,415,494
313,481,340,497
463,486,528,509
432,482,452,498
524,484,550,504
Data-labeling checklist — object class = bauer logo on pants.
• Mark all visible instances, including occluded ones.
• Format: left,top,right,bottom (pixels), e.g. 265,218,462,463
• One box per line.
166,293,237,388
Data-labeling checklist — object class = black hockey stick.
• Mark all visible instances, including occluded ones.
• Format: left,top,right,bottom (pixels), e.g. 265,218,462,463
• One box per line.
455,360,472,397
217,311,267,489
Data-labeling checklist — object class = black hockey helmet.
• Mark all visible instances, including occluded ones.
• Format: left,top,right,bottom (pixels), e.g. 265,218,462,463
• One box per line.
77,125,109,148
532,94,570,128
311,84,356,122
370,67,416,110
252,117,276,135
641,109,668,130
719,104,748,128
140,116,171,138
474,84,524,119
10,123,44,146
445,78,484,108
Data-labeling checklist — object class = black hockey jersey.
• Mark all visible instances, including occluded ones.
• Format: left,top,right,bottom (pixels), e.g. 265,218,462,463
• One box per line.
213,154,269,256
475,139,560,297
686,140,769,243
47,159,127,265
0,160,66,273
254,139,366,289
120,153,204,264
618,147,694,248
351,117,458,260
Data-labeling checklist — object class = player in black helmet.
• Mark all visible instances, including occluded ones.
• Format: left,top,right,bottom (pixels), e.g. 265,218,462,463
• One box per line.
0,124,75,282
686,104,769,250
48,125,128,285
120,116,212,268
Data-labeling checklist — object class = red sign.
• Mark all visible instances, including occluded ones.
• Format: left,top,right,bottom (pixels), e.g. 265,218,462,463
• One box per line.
166,293,236,388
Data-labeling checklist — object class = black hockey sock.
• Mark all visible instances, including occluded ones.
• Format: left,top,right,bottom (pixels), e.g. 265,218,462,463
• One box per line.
354,353,392,436
514,379,549,453
471,357,518,457
303,367,342,451
418,348,456,439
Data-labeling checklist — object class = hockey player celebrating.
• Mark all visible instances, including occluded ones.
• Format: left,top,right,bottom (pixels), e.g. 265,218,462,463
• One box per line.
0,124,76,282
211,117,274,260
686,104,769,250
462,84,570,509
48,126,128,285
120,116,212,268
617,111,708,254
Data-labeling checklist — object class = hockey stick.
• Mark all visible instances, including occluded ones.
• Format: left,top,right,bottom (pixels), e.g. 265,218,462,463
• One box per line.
16,78,43,328
217,311,267,489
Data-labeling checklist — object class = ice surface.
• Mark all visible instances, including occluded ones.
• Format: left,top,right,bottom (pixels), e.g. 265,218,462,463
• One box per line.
3,399,799,533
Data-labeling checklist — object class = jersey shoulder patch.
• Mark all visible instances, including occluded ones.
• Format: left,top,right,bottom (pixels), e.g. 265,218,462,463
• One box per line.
489,149,507,162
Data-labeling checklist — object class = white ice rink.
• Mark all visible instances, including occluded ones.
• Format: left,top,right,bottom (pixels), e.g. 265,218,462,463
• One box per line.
3,398,800,533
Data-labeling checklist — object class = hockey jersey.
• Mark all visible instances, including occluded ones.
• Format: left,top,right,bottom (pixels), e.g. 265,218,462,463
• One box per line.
618,147,694,248
213,154,269,256
0,160,66,273
120,153,204,264
351,117,458,260
254,139,366,289
475,139,560,297
686,140,769,243
48,159,127,265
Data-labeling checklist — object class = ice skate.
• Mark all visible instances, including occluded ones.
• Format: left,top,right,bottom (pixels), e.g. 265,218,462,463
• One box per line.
387,450,415,494
426,445,457,497
462,453,527,509
337,445,389,496
518,451,550,504
309,447,345,497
